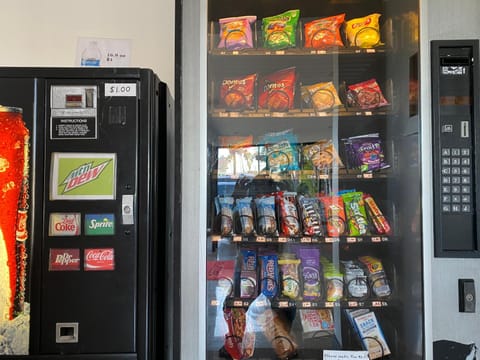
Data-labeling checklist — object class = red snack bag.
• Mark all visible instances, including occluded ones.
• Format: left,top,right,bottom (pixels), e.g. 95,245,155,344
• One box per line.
220,73,257,111
223,307,248,359
347,78,389,110
304,14,345,49
319,195,347,236
258,67,296,112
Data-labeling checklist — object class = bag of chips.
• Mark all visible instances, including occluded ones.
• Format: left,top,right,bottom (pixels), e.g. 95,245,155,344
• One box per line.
342,133,390,173
258,67,297,112
345,13,383,48
304,14,345,49
220,73,257,111
262,9,300,49
347,78,389,110
218,15,257,50
301,81,343,112
303,139,344,171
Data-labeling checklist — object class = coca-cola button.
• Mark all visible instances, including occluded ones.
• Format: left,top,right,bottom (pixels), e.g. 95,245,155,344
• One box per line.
84,248,115,271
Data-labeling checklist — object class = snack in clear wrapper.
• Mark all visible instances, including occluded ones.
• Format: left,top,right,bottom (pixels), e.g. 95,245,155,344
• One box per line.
255,195,278,236
342,260,369,298
263,309,298,359
218,15,257,50
342,191,369,236
303,139,343,171
319,195,347,236
304,14,345,49
220,73,257,111
345,13,383,48
258,67,296,112
278,254,302,300
358,255,391,298
297,195,325,236
347,78,389,110
215,196,234,236
276,191,301,236
235,197,255,235
321,257,344,301
262,10,300,50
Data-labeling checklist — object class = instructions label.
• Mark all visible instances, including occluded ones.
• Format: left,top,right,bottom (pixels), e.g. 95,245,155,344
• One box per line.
51,117,97,139
323,350,369,360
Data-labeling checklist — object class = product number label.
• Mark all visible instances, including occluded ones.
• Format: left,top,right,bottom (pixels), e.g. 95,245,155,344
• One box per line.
105,83,137,97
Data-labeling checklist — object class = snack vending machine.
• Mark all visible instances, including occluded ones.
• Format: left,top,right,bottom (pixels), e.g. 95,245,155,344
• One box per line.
0,67,166,360
179,0,424,358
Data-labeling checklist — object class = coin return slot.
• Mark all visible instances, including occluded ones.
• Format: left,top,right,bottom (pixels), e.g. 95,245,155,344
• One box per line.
56,322,79,343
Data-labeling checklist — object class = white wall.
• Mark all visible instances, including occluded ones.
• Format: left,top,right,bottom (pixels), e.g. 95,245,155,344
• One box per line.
425,0,480,348
0,0,174,92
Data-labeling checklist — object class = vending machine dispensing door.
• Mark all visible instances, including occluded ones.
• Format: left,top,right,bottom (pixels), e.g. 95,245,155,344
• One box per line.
431,40,480,257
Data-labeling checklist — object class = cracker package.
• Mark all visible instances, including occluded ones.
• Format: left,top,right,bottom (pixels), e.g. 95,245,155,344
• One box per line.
301,81,343,112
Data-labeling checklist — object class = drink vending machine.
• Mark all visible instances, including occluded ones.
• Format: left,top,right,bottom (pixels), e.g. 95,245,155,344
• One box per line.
0,67,167,360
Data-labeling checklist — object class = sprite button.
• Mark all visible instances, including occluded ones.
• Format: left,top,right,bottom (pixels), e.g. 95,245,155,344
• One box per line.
85,214,115,236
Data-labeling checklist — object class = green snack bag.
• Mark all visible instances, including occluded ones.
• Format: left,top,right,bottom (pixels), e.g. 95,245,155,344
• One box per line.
262,9,300,49
342,191,369,236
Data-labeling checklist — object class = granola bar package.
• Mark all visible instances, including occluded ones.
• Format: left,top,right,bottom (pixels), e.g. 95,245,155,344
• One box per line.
215,196,234,236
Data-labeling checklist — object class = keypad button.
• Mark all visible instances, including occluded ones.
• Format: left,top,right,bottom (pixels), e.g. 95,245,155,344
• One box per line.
451,148,461,156
462,186,470,193
452,195,460,203
442,186,451,193
442,158,451,165
442,148,451,156
461,148,470,156
461,158,470,165
452,158,461,165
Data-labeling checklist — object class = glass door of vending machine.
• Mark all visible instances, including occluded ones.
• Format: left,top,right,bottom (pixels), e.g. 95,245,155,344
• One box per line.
188,0,424,358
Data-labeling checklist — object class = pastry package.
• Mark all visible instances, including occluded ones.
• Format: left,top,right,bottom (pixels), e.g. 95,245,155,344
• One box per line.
347,78,389,110
258,67,297,112
301,81,343,112
220,73,257,111
235,197,255,236
304,14,345,49
223,307,250,359
254,195,278,236
262,10,300,49
342,260,369,298
299,309,335,338
215,196,234,236
321,257,344,301
218,15,257,50
344,13,383,48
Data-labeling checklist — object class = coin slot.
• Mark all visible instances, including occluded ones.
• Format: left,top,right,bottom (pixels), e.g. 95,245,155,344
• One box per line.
56,322,79,343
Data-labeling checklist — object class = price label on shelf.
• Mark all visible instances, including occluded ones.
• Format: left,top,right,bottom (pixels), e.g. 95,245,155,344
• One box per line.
233,236,242,242
302,301,312,308
372,301,382,307
233,300,243,307
256,236,266,243
348,301,358,307
363,173,373,179
347,237,356,243
278,237,287,243
301,237,312,243
325,237,339,243
371,236,381,242
211,235,221,242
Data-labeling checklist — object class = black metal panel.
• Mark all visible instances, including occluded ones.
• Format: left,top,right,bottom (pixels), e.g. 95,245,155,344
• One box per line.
431,40,480,257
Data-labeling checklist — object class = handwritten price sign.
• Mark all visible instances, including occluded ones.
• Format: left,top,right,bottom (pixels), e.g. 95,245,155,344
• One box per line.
323,350,369,360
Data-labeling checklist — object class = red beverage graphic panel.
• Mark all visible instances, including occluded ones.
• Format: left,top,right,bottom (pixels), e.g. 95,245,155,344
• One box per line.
0,106,30,355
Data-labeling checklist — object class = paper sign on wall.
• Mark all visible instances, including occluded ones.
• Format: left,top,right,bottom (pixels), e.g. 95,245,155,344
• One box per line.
323,350,369,360
76,37,131,67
